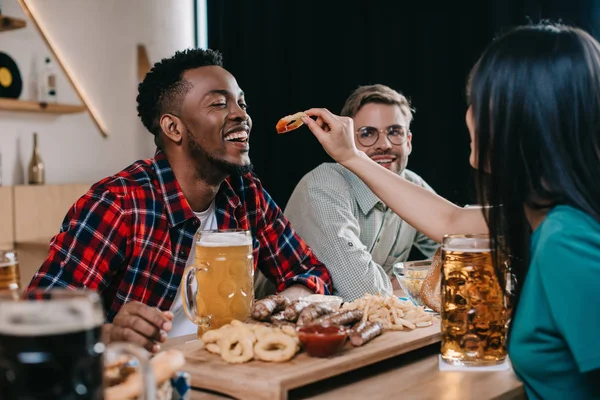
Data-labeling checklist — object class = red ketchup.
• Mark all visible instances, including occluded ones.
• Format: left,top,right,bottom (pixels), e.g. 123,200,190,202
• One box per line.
297,325,348,357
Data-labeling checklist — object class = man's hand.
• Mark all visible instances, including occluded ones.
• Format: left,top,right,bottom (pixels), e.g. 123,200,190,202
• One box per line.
102,301,173,353
279,284,313,301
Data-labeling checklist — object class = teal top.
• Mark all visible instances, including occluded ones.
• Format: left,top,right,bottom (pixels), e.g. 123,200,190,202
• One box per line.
509,205,600,399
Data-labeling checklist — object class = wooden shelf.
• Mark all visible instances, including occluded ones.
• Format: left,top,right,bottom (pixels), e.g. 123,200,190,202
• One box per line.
0,98,85,114
0,15,26,32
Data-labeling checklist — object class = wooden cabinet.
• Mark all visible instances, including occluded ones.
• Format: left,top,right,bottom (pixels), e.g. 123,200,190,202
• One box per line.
1,183,90,287
0,187,15,250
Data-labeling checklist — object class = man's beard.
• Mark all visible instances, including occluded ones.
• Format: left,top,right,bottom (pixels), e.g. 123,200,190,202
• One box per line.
187,130,253,181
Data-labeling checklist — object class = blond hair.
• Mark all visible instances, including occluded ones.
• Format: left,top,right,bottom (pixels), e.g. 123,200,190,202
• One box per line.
340,84,414,122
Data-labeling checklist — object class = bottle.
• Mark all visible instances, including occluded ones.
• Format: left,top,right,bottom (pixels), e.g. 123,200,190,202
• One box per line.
41,57,57,103
28,133,45,185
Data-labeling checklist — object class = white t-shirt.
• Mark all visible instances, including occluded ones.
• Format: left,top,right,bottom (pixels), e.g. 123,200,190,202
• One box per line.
168,200,218,338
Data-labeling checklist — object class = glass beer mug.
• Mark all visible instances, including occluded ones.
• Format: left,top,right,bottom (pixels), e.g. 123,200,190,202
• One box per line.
0,290,156,399
182,229,254,339
0,250,20,291
440,234,511,366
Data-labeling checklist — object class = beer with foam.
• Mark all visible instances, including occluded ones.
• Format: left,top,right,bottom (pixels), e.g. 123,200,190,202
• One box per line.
183,230,254,338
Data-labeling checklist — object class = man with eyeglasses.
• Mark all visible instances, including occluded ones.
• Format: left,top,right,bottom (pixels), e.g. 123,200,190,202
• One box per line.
255,84,438,301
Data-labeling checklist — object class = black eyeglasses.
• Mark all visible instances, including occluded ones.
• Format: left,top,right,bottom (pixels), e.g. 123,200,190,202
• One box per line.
355,125,409,147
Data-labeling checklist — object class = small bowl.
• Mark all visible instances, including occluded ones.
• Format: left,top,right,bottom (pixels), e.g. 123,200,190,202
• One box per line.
296,325,348,357
392,260,432,307
298,294,343,310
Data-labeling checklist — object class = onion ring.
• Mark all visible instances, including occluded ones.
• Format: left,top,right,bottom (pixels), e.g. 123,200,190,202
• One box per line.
254,332,297,362
218,330,254,364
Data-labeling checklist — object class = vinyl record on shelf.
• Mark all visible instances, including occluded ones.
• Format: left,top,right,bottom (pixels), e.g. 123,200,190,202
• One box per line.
0,52,23,99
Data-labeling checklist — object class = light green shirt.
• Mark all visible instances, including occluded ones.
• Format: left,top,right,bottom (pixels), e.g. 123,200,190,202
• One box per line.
254,163,438,301
509,205,600,399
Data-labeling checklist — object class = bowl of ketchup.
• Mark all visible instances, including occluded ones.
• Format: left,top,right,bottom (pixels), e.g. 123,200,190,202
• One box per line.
296,325,348,357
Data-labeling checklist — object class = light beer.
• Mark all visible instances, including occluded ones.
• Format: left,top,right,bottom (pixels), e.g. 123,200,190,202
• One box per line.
184,230,254,338
0,251,20,291
441,235,509,366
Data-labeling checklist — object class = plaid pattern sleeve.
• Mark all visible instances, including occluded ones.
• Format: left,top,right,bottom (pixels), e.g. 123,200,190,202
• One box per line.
28,187,129,293
244,175,332,295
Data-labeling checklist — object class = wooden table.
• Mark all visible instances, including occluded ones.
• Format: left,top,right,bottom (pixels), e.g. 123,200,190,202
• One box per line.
166,288,524,399
165,337,525,400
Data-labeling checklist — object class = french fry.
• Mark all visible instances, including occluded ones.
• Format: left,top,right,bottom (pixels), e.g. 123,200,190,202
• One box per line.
399,318,416,330
343,294,433,332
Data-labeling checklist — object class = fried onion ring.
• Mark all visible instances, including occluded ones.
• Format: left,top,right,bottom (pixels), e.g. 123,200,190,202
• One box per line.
252,325,275,341
218,331,254,364
254,332,297,362
202,328,228,344
280,324,300,346
205,343,221,354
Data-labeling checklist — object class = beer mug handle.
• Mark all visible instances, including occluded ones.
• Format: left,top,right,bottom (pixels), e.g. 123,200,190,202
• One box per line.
181,263,210,327
104,342,156,400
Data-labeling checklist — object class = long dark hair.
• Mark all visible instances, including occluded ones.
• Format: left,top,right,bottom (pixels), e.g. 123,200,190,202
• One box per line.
467,23,600,316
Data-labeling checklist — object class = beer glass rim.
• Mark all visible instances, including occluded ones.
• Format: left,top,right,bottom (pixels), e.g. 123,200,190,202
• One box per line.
392,259,432,275
400,259,433,268
193,229,251,240
442,233,490,250
443,233,489,240
0,288,101,303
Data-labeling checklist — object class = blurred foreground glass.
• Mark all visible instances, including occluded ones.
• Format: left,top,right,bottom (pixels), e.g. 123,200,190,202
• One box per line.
441,234,510,366
182,229,254,339
0,250,20,291
0,289,155,399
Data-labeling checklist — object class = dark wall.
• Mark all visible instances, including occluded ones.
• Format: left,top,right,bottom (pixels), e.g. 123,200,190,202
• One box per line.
207,0,597,210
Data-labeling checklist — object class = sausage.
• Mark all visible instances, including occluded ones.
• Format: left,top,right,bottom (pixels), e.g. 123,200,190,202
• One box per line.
283,300,310,322
251,295,290,321
270,311,287,324
296,304,334,327
312,309,363,327
349,321,384,347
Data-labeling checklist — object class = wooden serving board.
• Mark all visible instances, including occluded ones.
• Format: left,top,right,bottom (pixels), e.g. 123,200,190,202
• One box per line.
170,319,441,400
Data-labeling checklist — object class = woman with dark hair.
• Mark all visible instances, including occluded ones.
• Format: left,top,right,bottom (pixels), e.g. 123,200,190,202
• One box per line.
301,23,600,398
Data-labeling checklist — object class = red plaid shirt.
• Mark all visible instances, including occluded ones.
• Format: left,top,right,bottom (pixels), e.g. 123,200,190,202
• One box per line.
28,150,332,322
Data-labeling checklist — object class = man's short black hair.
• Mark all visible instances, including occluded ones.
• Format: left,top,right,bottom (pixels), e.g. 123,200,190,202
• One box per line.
136,48,223,146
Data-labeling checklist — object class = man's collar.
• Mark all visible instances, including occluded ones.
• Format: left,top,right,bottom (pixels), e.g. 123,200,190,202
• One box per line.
152,150,196,227
152,150,242,227
345,167,405,214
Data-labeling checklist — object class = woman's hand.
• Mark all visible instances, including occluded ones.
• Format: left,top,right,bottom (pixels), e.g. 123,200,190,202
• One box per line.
302,108,362,165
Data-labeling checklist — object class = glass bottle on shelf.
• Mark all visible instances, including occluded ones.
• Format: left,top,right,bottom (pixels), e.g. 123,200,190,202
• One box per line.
28,133,45,185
